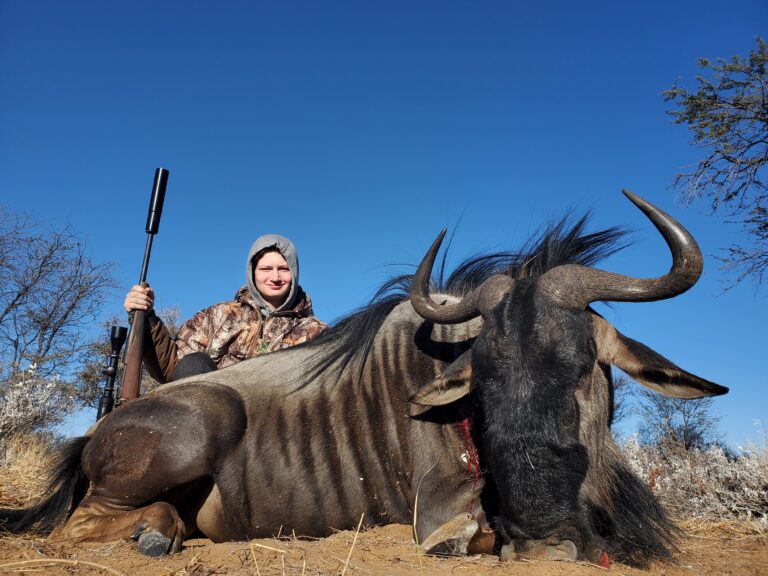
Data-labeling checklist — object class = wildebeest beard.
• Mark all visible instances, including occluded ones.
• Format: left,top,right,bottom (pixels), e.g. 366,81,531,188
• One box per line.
471,279,599,549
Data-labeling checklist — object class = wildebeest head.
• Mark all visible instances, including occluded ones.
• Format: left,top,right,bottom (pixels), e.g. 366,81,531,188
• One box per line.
408,190,728,562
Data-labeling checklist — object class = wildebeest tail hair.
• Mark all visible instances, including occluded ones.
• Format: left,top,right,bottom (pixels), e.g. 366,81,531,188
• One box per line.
596,458,679,567
0,436,89,534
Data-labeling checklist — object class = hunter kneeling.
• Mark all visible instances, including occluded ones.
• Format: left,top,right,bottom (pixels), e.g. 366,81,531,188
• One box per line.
123,234,326,382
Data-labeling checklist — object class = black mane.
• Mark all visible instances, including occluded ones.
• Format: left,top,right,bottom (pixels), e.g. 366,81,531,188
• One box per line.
301,214,629,384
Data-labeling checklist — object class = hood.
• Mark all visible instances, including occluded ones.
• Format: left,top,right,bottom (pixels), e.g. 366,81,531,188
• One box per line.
246,234,300,317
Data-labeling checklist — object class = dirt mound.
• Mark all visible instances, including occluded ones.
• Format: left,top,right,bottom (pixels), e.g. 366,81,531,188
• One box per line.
1,522,765,576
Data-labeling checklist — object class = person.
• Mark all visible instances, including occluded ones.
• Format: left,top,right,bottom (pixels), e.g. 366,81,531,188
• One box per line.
124,234,326,383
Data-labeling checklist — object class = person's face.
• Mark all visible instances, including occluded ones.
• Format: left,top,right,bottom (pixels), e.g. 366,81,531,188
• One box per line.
254,250,292,309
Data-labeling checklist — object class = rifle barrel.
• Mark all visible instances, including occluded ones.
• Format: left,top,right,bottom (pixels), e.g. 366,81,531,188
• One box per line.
118,168,169,403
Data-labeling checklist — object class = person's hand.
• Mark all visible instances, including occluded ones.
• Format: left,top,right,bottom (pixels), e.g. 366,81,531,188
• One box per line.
124,284,155,313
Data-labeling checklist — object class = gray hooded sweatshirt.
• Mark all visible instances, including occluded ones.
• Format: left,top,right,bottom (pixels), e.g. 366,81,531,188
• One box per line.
245,234,300,317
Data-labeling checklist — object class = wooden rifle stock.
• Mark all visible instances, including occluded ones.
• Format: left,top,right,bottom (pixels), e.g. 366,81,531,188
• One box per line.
120,307,146,402
118,168,169,404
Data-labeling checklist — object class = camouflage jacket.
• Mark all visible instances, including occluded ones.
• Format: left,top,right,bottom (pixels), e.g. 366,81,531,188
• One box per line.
143,286,326,383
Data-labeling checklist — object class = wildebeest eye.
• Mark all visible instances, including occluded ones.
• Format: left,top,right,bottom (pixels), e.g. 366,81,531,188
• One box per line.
563,394,579,433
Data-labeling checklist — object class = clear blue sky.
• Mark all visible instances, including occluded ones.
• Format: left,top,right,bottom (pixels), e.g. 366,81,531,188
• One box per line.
1,0,765,447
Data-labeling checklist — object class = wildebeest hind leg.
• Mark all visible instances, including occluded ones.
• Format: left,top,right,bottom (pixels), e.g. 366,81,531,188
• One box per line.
50,496,186,556
56,383,246,555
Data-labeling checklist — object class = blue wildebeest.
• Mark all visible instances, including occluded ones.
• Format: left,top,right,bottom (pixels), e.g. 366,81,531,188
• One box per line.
1,191,726,567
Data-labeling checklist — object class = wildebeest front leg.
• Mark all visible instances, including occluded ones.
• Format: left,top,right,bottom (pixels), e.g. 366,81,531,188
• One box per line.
412,454,493,556
420,511,495,555
500,537,578,562
499,521,610,567
50,496,186,556
501,538,610,567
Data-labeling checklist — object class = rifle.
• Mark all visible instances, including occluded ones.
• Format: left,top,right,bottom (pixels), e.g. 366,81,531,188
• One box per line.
96,325,127,420
118,167,169,404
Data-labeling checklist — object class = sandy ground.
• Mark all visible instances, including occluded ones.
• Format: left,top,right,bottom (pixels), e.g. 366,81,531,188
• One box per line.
0,522,766,576
1,438,765,574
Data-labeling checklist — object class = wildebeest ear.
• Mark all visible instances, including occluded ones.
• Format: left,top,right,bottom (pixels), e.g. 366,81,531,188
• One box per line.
408,350,474,416
591,314,728,399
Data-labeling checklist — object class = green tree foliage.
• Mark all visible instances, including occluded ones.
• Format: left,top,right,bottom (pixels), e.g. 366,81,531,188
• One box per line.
664,37,768,287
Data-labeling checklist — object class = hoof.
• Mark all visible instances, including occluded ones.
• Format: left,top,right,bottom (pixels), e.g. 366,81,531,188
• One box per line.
501,538,578,562
544,539,578,561
499,542,516,562
421,513,479,555
137,530,174,557
130,522,149,541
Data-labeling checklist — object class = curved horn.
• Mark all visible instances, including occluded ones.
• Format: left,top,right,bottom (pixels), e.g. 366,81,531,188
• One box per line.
539,190,703,308
410,229,513,324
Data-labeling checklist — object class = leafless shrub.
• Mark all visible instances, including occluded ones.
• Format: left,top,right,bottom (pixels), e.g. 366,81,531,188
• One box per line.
636,387,722,450
622,432,768,527
0,366,75,445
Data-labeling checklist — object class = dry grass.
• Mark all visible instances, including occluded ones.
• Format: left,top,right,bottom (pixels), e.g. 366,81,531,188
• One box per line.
676,517,767,539
0,433,52,508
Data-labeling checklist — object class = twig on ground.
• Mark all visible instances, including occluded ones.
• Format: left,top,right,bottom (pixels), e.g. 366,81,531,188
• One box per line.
0,558,127,576
249,542,263,576
340,512,365,576
250,541,287,554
